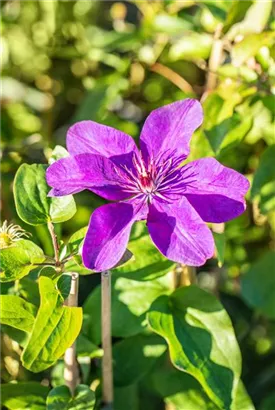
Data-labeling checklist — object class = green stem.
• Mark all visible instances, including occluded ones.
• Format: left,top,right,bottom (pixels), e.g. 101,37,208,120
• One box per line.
47,221,60,265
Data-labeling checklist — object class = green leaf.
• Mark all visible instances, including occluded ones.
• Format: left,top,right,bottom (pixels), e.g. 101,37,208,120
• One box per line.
202,94,251,155
223,1,253,34
49,145,69,164
152,366,218,410
251,145,275,215
169,33,213,61
148,286,242,410
113,334,167,386
57,274,72,301
67,227,88,255
241,252,275,319
83,274,172,344
0,239,45,282
1,382,49,410
18,277,40,306
231,32,275,67
14,163,76,225
49,195,77,224
21,276,82,372
213,232,226,267
113,229,176,281
76,334,103,358
260,391,275,410
226,0,273,40
46,385,95,410
114,384,139,410
14,164,50,225
152,13,192,34
0,295,37,332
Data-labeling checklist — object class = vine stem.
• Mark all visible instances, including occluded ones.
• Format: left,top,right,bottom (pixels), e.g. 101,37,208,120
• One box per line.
47,221,60,264
64,272,79,394
101,270,113,409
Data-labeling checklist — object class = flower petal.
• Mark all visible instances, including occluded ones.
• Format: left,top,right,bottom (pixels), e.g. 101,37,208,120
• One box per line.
182,158,250,223
140,99,203,163
46,153,132,201
67,120,138,159
147,197,214,266
82,200,148,272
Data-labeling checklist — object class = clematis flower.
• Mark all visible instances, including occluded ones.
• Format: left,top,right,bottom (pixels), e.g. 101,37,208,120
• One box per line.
46,99,249,272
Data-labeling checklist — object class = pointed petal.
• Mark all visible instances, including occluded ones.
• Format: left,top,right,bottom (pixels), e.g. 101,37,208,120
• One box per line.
182,158,250,223
46,153,132,201
140,99,203,163
67,120,138,160
147,197,214,266
82,200,148,272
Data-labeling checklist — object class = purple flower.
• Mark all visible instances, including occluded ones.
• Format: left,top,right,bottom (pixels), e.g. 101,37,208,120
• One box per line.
46,99,249,272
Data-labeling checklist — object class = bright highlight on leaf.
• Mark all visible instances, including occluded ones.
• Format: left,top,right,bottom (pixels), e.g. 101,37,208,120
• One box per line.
21,276,82,372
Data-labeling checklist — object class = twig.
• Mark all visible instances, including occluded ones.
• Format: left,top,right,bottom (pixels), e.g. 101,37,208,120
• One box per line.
47,221,60,265
64,272,79,394
201,23,224,102
101,270,113,409
150,62,195,94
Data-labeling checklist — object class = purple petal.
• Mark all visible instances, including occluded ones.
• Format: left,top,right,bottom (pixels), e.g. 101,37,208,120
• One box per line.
82,200,148,272
147,197,214,266
182,158,250,223
67,120,138,159
140,99,203,163
46,153,132,201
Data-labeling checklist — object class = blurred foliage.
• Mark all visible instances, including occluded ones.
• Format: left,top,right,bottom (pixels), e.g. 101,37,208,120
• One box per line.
1,0,275,409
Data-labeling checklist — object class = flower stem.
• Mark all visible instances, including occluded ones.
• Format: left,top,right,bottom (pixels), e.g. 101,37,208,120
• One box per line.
47,221,60,265
64,272,79,394
101,270,114,409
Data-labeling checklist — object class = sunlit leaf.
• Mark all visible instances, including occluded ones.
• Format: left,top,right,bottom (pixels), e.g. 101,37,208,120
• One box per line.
22,276,82,372
1,382,49,410
14,164,76,225
0,239,45,282
148,286,242,409
0,295,37,333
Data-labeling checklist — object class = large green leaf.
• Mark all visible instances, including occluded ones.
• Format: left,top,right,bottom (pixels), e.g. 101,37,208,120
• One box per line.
251,145,275,214
113,333,167,386
0,295,37,332
14,163,76,225
83,273,172,344
152,366,218,410
21,276,82,372
241,252,275,319
46,385,95,410
147,286,242,410
0,239,45,282
152,368,254,410
1,382,49,410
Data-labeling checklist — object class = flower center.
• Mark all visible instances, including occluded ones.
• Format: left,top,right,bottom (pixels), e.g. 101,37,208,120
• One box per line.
139,171,155,193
